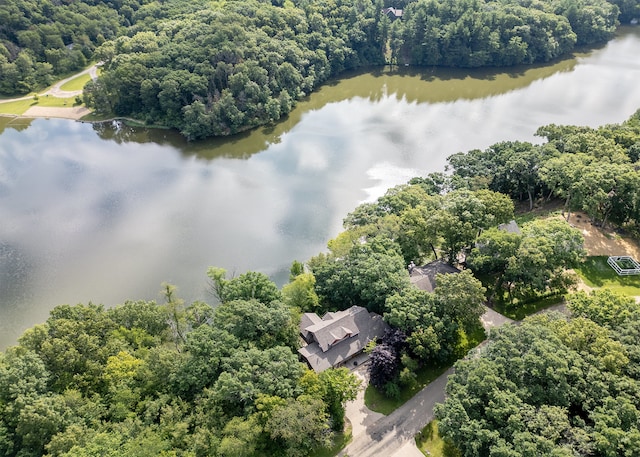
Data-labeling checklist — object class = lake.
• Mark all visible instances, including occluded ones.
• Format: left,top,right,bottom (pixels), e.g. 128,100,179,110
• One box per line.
1,27,640,349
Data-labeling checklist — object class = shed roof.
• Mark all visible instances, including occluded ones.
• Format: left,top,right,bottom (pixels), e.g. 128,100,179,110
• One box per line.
498,220,522,235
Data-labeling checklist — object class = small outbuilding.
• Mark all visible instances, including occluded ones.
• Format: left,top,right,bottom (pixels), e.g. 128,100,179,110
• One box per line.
299,306,389,373
498,219,522,235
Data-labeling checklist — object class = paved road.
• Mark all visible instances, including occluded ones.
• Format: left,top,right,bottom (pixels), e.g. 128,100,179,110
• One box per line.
0,64,99,105
340,305,514,457
344,368,385,438
480,305,514,333
339,367,453,457
44,65,98,98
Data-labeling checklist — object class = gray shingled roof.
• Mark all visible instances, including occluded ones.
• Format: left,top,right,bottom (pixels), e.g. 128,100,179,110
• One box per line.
410,259,460,292
300,313,323,342
305,308,361,352
299,306,389,372
498,220,522,235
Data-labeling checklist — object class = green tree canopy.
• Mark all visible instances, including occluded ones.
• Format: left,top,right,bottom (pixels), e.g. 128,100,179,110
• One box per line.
212,346,306,416
310,236,410,314
384,288,459,363
567,289,640,329
213,299,298,350
436,312,640,457
207,267,282,304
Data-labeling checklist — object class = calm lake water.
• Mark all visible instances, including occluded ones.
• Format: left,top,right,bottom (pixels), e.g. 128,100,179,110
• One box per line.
1,28,640,349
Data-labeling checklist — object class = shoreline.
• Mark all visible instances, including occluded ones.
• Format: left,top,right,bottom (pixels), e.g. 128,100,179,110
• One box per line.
17,105,92,120
1,111,172,134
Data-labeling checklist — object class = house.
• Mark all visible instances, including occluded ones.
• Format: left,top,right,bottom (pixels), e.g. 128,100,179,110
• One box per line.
299,306,389,372
409,259,460,293
382,7,403,20
468,219,522,266
498,219,521,235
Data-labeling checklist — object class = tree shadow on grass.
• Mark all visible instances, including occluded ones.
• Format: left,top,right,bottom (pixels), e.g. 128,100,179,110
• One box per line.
416,421,461,457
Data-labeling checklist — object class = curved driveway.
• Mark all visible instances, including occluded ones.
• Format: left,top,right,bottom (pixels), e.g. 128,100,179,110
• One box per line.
0,64,99,105
340,305,514,457
339,367,453,457
44,64,98,98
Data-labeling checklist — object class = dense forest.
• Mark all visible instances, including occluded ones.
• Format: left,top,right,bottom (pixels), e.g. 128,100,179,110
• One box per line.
0,0,141,94
0,278,361,457
447,110,640,231
436,292,640,455
2,0,639,138
2,0,640,453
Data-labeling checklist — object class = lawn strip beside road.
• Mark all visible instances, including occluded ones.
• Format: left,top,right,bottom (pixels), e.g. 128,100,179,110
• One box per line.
339,367,453,457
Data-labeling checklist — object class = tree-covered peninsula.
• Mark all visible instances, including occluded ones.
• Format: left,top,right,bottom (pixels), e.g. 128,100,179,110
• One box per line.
3,0,637,138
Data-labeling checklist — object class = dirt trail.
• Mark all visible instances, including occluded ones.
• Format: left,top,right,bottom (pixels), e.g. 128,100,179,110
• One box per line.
21,105,91,120
566,211,640,258
565,211,640,301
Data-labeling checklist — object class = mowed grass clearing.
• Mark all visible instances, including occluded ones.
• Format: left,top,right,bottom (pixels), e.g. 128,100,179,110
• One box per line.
0,96,80,116
416,421,461,457
575,256,640,295
60,73,92,91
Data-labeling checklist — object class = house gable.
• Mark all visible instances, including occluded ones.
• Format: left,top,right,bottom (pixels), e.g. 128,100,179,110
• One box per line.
382,7,403,20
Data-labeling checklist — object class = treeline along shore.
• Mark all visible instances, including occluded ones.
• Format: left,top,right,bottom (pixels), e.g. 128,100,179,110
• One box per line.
2,0,638,139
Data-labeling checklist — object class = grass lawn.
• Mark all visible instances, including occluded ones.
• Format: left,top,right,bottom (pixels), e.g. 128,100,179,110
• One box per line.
575,256,640,295
0,98,35,115
308,424,351,457
493,293,565,320
32,95,79,107
0,95,81,115
60,73,92,91
416,421,461,457
364,364,450,415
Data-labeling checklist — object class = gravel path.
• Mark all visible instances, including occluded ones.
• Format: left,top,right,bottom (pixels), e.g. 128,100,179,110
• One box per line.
44,65,98,98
